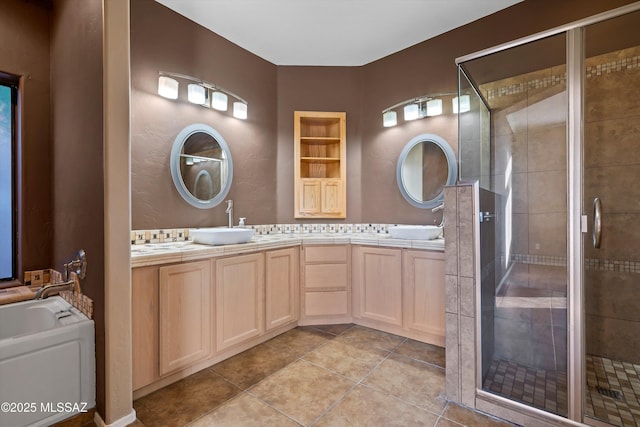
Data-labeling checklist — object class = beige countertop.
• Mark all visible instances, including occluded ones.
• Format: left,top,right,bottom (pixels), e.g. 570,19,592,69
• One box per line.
131,232,445,268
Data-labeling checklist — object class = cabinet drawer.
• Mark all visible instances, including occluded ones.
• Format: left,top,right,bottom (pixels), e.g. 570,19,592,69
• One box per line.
304,245,348,263
304,291,348,316
304,264,348,289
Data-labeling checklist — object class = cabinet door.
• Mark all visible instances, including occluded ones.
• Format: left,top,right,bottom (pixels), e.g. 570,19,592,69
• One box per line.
265,247,299,331
159,260,211,376
352,246,403,326
299,179,321,215
321,180,343,215
403,250,445,341
132,266,159,390
215,253,265,351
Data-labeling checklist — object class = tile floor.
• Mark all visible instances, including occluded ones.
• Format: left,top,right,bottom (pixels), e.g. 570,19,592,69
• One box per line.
483,358,568,417
586,354,640,427
132,324,515,426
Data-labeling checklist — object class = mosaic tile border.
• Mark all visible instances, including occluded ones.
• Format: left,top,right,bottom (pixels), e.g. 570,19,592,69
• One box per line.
511,253,640,274
486,73,566,100
485,52,639,101
131,223,396,245
586,55,640,79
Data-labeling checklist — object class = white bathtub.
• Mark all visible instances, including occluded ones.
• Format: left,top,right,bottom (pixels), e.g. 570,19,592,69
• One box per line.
0,296,95,427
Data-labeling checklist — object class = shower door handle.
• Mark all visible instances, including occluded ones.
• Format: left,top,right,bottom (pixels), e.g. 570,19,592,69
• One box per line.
593,197,602,249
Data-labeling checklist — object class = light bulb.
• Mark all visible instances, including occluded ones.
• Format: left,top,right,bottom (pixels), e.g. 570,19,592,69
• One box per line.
404,103,420,121
211,91,228,111
426,98,442,116
382,110,397,127
187,84,206,105
158,76,178,99
233,102,247,120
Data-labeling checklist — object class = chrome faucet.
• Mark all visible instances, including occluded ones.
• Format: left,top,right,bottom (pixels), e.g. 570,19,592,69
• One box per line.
432,202,445,228
225,200,233,228
35,280,75,299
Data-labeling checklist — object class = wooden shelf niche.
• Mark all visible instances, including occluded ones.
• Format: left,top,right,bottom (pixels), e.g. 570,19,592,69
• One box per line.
294,111,346,218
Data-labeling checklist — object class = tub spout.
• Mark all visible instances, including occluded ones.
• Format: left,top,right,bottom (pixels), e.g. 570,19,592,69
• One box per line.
34,280,75,300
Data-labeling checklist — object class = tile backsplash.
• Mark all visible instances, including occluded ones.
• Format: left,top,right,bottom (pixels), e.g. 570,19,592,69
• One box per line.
131,223,395,245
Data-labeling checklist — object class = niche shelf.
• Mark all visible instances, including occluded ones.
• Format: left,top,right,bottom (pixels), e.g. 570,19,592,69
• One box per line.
294,111,346,218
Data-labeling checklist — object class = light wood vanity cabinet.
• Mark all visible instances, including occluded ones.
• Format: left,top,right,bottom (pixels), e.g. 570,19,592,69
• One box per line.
352,246,403,327
131,242,444,396
132,266,159,391
351,246,445,347
215,253,265,351
294,111,346,219
403,250,446,343
265,247,299,331
159,260,212,376
300,245,351,324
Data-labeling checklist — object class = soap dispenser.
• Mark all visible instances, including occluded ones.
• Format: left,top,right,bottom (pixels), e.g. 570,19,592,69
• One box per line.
238,217,246,227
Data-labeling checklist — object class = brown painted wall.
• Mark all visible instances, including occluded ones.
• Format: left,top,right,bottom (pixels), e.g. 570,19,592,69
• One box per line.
133,0,635,228
276,66,364,223
130,0,278,229
51,0,105,416
1,0,52,279
359,0,637,224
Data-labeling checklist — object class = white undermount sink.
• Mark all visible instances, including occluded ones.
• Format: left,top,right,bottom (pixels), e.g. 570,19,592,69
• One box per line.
389,225,442,240
190,227,254,245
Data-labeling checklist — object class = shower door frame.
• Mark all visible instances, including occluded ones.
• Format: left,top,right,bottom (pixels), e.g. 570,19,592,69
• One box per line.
456,2,640,425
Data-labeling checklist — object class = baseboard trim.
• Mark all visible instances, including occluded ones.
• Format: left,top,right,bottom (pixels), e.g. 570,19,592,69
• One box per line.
94,408,137,427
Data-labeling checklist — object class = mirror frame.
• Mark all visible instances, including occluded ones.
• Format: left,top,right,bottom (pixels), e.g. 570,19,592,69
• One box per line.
170,123,233,209
396,133,457,209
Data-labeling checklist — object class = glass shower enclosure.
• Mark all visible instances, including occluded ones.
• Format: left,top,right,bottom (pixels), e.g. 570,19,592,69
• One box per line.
457,5,640,426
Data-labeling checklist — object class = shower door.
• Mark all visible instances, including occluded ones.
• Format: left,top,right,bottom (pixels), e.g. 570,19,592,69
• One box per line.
582,10,640,427
457,5,640,426
459,32,570,418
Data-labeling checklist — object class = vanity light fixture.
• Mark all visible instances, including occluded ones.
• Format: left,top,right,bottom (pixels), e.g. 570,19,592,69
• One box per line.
381,92,457,127
158,71,248,120
452,95,471,113
187,83,207,105
158,76,179,99
211,91,228,111
403,103,420,121
426,98,442,116
382,110,397,127
232,102,248,120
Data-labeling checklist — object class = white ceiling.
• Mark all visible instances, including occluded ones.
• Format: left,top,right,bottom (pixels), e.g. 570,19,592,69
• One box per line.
155,0,523,66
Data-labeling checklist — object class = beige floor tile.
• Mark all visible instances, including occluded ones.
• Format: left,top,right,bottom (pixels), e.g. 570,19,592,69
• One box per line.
303,339,390,381
134,369,241,427
336,325,406,351
249,359,354,425
441,402,515,426
434,417,464,427
211,342,298,389
363,353,447,414
395,339,446,368
188,392,300,427
315,385,439,427
307,323,355,336
263,326,335,357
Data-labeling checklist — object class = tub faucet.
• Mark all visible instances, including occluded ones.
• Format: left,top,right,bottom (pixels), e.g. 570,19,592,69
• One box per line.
432,202,445,228
35,280,75,299
225,200,233,228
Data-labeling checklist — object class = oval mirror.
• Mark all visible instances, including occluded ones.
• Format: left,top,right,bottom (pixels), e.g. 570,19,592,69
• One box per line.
170,124,233,209
396,133,457,209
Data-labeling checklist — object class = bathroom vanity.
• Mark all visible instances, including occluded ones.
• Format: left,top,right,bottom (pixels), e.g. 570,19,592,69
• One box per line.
131,231,444,398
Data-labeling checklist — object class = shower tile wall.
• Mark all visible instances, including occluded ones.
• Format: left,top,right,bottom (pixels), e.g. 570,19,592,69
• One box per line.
480,66,568,263
584,46,640,364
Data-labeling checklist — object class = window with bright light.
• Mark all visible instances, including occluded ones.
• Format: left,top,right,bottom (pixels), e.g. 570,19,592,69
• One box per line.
0,80,16,281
